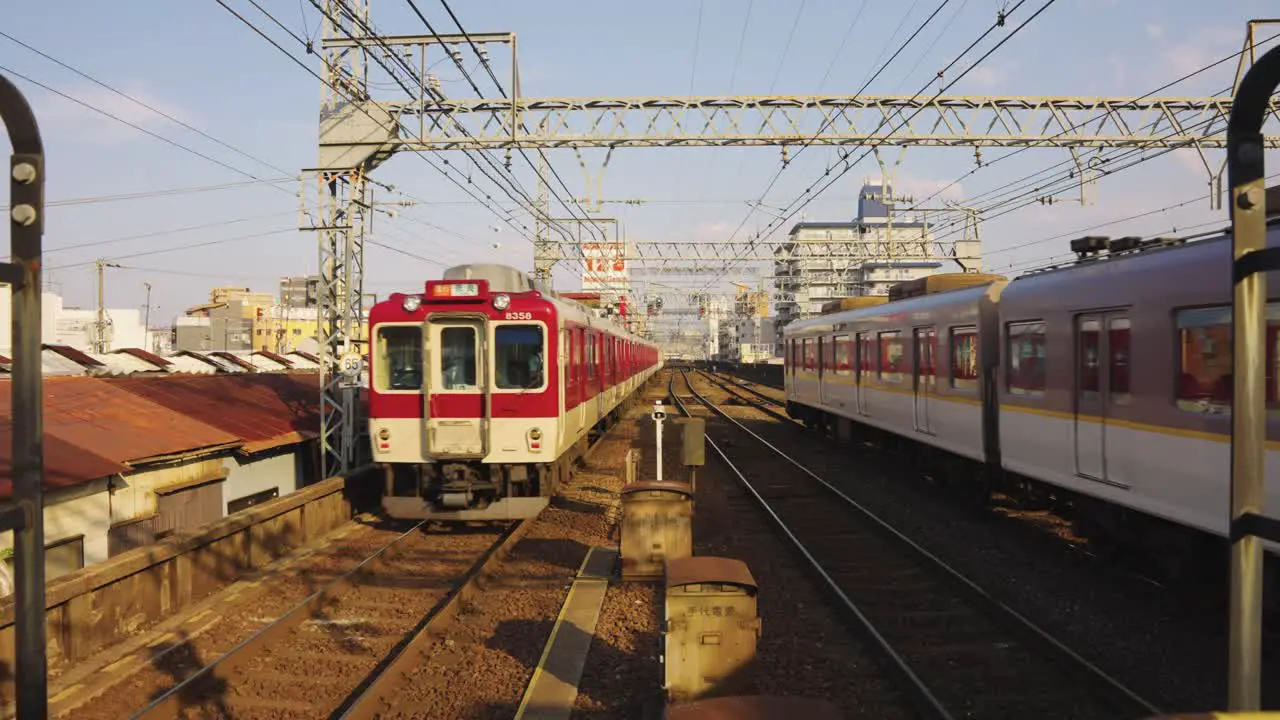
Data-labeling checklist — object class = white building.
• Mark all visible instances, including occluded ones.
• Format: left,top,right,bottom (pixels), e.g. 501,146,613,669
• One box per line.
773,181,983,339
0,287,147,356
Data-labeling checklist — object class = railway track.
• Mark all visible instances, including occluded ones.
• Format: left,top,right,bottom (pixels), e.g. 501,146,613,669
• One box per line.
124,520,531,719
671,369,1160,720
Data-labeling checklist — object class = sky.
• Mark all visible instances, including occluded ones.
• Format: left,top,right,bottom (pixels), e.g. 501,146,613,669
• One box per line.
1,0,1278,328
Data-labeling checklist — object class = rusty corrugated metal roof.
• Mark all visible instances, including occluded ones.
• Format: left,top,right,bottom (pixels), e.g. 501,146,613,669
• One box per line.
0,419,127,499
106,372,321,453
209,351,257,372
255,350,293,366
0,376,240,466
289,350,320,363
43,344,105,368
114,348,172,368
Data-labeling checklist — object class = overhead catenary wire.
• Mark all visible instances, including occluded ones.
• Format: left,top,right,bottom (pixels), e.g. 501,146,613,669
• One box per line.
728,0,1058,262
315,0,594,262
212,0,544,260
705,0,1028,292
428,0,611,248
903,29,1280,214
0,62,295,191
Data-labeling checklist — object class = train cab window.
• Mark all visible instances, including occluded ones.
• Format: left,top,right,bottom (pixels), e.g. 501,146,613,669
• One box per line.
439,326,478,390
375,325,423,391
950,326,978,390
878,331,904,383
833,334,852,376
1006,321,1046,396
495,325,545,390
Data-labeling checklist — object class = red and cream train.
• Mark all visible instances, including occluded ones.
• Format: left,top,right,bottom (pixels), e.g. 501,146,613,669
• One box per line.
366,264,660,519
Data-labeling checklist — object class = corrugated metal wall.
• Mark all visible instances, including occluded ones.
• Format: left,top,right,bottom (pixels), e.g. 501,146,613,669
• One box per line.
224,451,298,515
153,479,224,538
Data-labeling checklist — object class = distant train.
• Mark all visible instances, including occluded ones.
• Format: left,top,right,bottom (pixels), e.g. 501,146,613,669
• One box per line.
366,264,660,520
783,225,1280,583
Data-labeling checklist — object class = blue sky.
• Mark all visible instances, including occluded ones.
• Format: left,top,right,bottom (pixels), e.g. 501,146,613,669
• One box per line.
1,0,1277,324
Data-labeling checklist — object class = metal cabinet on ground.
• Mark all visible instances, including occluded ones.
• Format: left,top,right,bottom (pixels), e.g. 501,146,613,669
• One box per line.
620,481,694,581
662,556,760,703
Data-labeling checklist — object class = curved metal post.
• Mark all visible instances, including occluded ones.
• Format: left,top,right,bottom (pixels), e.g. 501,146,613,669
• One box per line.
0,73,46,718
1226,41,1280,712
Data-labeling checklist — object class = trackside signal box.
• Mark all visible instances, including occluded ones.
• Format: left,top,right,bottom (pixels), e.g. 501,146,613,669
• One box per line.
620,481,694,581
663,556,760,703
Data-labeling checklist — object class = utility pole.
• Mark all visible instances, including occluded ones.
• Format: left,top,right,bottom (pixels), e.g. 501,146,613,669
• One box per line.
94,259,120,353
143,281,152,350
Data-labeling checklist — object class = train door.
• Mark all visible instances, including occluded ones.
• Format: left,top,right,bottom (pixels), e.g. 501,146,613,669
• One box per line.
817,336,827,405
1073,311,1129,483
854,332,869,416
913,327,936,434
426,318,488,457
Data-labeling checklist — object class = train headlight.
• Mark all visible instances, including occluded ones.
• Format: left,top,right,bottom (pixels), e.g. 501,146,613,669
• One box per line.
378,428,391,441
402,295,422,313
527,427,543,452
492,293,511,311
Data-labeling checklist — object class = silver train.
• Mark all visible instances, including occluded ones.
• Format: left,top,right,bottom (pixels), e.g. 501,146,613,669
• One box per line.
783,225,1280,586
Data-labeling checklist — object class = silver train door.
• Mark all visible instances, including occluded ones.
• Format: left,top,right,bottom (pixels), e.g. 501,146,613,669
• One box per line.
854,331,869,416
913,327,935,434
1074,312,1130,483
425,317,488,457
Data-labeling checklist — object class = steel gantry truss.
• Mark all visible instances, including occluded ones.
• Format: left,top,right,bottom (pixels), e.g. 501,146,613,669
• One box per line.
383,95,1278,150
309,14,1280,476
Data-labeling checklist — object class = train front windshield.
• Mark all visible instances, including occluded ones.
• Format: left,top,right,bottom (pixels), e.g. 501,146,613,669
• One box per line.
495,325,545,389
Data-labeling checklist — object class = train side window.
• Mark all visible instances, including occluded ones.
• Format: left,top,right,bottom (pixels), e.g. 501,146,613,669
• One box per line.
1173,305,1266,414
878,331,904,383
1006,321,1046,396
950,326,978,391
375,325,423,391
803,338,816,371
833,334,851,376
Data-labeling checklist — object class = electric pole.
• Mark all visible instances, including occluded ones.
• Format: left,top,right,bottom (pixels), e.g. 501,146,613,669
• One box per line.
143,281,152,351
94,259,121,353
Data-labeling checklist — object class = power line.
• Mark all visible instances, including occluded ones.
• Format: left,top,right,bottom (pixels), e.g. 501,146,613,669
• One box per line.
213,0,543,259
316,0,590,256
0,30,299,181
903,29,1280,213
47,227,298,271
0,62,294,188
0,177,293,212
429,0,610,248
48,210,296,255
707,0,1027,291
738,0,1056,252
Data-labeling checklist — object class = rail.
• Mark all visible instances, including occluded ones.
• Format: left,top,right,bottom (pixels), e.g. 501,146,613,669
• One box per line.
671,369,1161,719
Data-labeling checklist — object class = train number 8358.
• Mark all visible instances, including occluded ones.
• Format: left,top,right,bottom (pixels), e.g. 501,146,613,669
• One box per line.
504,311,534,320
